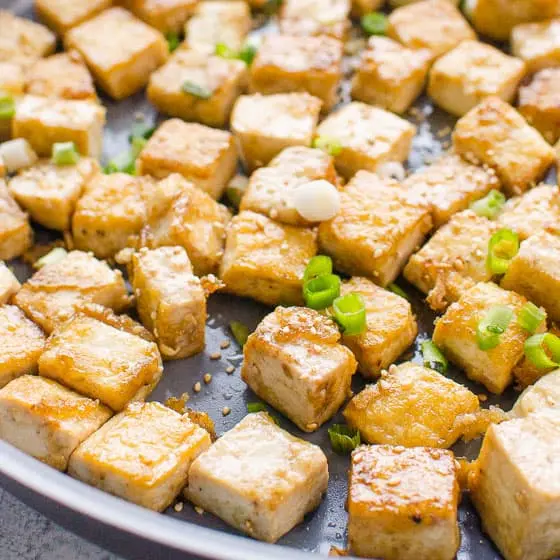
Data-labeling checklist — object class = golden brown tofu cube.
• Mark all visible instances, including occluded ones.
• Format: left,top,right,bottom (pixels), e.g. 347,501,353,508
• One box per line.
315,102,416,180
0,180,33,261
9,157,99,231
120,0,198,34
0,61,25,142
0,375,111,471
12,95,106,158
453,97,555,196
348,445,460,560
352,0,384,16
351,36,431,115
220,211,318,306
433,282,545,394
339,277,417,378
512,18,560,72
279,0,351,40
387,0,475,61
0,305,45,389
131,247,206,359
242,307,357,431
137,119,237,199
231,93,322,173
0,262,20,305
147,50,247,129
65,7,168,100
249,34,343,111
318,171,432,287
35,0,112,36
428,41,526,117
512,369,560,417
69,401,211,511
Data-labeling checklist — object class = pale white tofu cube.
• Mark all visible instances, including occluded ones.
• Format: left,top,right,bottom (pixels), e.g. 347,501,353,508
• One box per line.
0,262,20,305
279,0,351,40
0,180,33,261
512,370,560,418
35,0,112,36
512,17,560,72
185,412,329,542
120,0,198,34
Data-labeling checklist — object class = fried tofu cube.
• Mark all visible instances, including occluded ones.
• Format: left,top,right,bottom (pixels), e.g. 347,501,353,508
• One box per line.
318,171,432,286
0,375,111,471
69,401,211,511
512,18,560,72
137,119,237,199
428,41,526,117
131,247,206,359
12,95,106,158
453,97,555,196
185,412,329,542
35,0,112,36
348,445,460,560
351,36,430,115
0,262,20,305
0,305,45,389
0,180,33,261
242,307,357,431
0,62,25,142
518,68,560,144
220,211,318,306
352,0,384,16
471,412,560,560
315,102,416,179
184,1,251,55
147,50,248,128
249,34,343,111
120,0,198,34
239,146,338,226
433,282,545,394
512,369,560,418
9,157,99,231
13,250,130,334
279,0,351,40
404,211,499,311
387,0,475,61
339,277,417,378
39,314,162,411
231,93,322,172
65,7,168,100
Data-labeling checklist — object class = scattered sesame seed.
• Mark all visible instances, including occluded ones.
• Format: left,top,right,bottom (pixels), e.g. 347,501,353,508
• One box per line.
222,406,231,416
193,382,202,393
174,502,184,512
220,339,231,349
210,352,221,360
203,373,212,384
194,506,204,515
478,394,488,402
226,365,235,374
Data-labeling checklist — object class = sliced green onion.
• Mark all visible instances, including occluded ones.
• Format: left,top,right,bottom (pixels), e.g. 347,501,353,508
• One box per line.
35,247,68,269
313,136,342,156
238,44,258,65
215,42,237,59
304,255,333,283
388,283,409,300
469,190,506,219
51,141,80,165
476,305,514,351
129,121,155,142
361,12,388,36
166,31,181,52
247,402,267,413
0,95,15,120
230,320,249,347
517,302,546,334
328,424,361,455
104,136,146,175
333,293,367,335
181,80,212,99
524,333,560,369
421,340,448,374
487,228,519,275
304,274,341,310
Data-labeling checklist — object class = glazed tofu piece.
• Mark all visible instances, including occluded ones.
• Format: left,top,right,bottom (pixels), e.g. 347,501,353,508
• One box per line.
0,375,111,471
502,231,560,322
471,412,560,560
0,62,25,142
65,8,168,100
0,305,45,389
387,0,475,61
137,119,237,199
453,97,555,196
0,180,33,261
185,412,329,542
0,262,20,305
249,34,343,111
69,401,211,511
220,211,318,306
240,146,338,226
351,36,431,115
428,41,526,117
404,211,499,311
518,68,560,144
120,0,198,34
348,445,460,560
9,157,99,231
433,282,545,394
318,171,432,287
315,102,416,179
231,93,322,172
72,173,156,259
242,307,357,431
352,0,384,15
512,370,560,417
35,0,112,36
13,250,130,334
279,0,351,40
12,95,106,158
147,50,248,128
39,314,162,411
512,18,560,72
131,247,206,359
339,278,417,378
185,1,251,55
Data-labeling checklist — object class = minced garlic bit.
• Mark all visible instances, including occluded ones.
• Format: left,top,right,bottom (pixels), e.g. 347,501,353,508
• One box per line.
222,406,231,416
293,180,341,222
193,382,202,393
203,373,212,384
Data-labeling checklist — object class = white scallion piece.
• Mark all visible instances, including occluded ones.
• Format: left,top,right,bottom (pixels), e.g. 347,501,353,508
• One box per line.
293,180,341,222
0,138,38,173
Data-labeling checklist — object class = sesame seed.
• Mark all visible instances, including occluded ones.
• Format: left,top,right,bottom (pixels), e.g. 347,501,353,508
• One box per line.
203,373,212,384
174,502,184,512
220,339,231,349
226,365,235,374
193,382,202,393
222,406,231,416
194,506,204,515
210,352,221,360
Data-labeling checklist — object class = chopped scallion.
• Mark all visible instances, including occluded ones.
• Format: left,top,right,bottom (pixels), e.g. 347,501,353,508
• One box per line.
361,12,388,36
304,255,333,283
517,302,546,334
230,320,250,347
0,95,15,120
51,141,80,165
247,402,267,413
421,340,448,374
328,424,361,455
129,121,155,142
524,332,560,369
215,42,237,59
469,190,505,219
388,283,409,300
34,247,68,269
313,136,342,156
238,44,258,65
303,274,341,310
166,31,180,52
487,228,519,275
333,293,367,335
476,305,514,351
181,80,212,99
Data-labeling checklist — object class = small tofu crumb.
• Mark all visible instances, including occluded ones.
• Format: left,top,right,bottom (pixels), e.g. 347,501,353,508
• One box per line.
194,382,202,393
203,373,212,384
